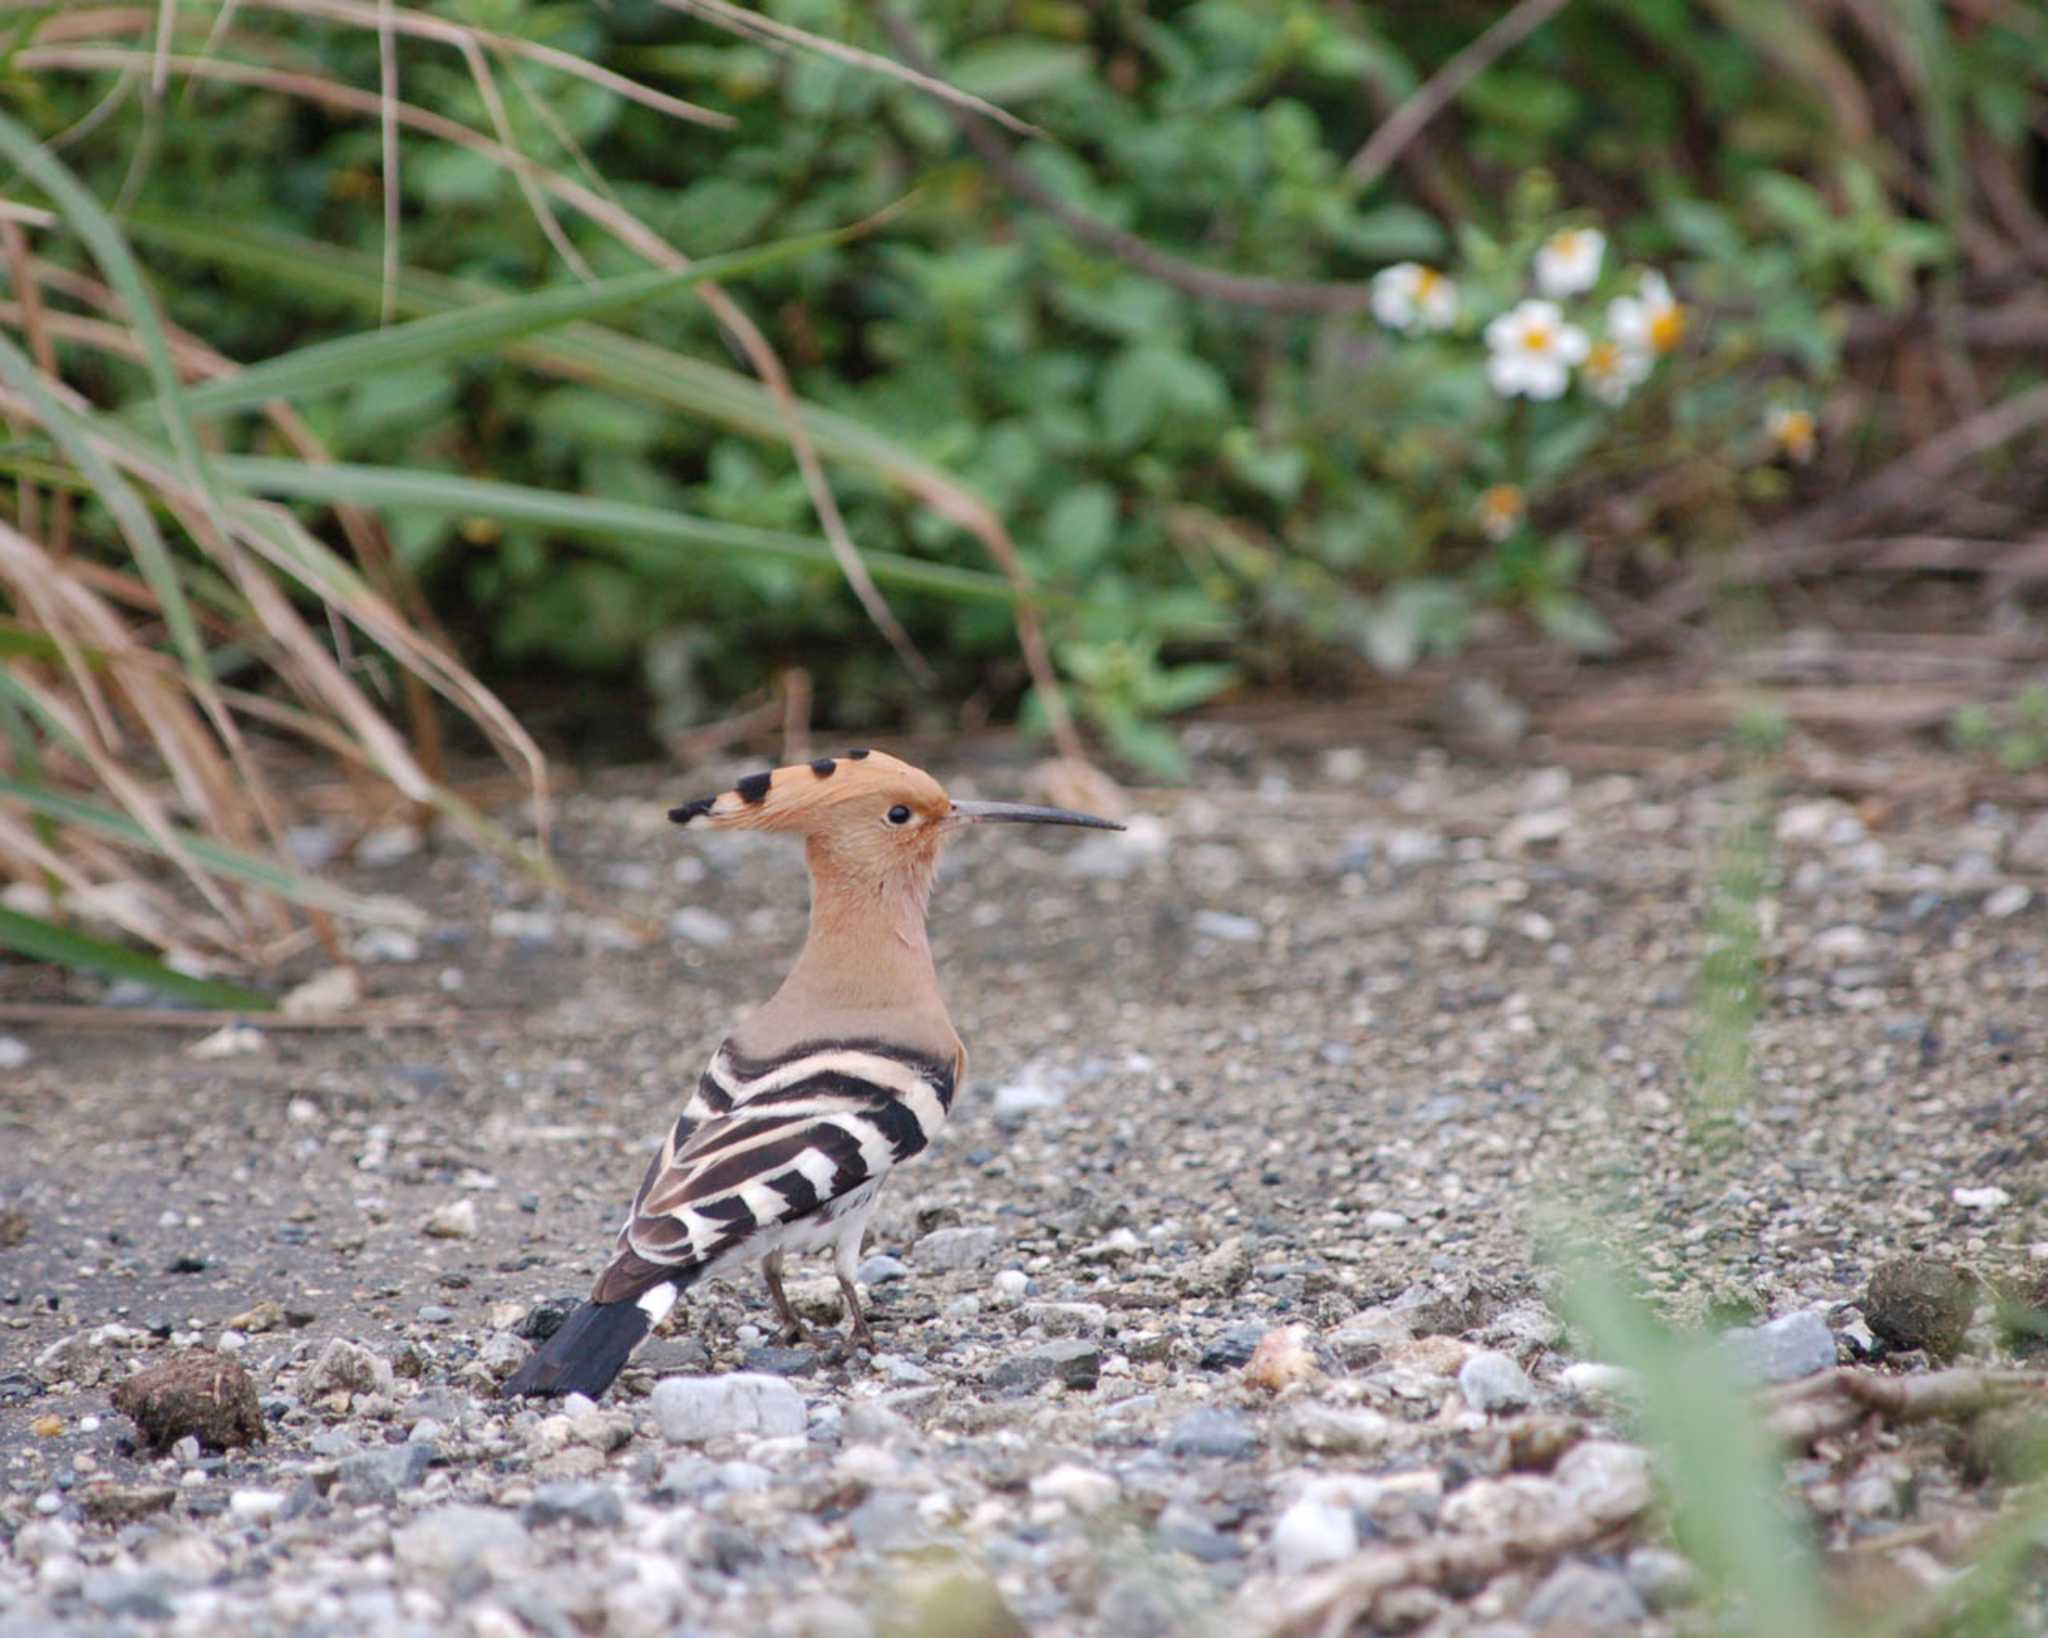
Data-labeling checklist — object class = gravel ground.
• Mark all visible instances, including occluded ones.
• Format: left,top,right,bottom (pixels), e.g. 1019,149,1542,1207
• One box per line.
3,731,2047,1636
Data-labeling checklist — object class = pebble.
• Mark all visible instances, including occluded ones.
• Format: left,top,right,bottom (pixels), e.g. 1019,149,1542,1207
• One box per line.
1165,1407,1258,1459
523,1481,624,1528
669,907,735,945
1626,1545,1700,1610
1458,1349,1534,1412
652,1373,805,1443
393,1505,534,1576
1985,884,2031,918
423,1199,480,1239
989,1269,1029,1306
989,1340,1101,1393
1720,1310,1837,1383
1523,1560,1647,1631
0,1035,28,1070
304,1338,395,1398
1952,1184,2010,1212
1554,1440,1655,1524
1865,1256,1975,1360
1272,1499,1357,1576
1029,1465,1118,1513
857,1253,912,1284
227,1489,286,1523
1192,909,1261,943
913,1225,999,1270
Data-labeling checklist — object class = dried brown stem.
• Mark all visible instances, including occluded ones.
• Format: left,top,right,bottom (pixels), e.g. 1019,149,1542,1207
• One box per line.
1344,0,1574,189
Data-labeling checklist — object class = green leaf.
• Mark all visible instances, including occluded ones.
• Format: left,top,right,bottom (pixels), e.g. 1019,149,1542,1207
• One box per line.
154,230,852,425
947,39,1094,102
216,457,1038,608
0,906,274,1010
1534,593,1618,655
1331,204,1447,261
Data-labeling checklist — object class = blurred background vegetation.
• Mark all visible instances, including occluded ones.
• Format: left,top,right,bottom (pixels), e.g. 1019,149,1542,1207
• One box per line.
1,0,2045,983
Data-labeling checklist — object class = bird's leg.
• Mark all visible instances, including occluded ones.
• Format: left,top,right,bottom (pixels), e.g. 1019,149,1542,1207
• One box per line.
761,1252,813,1346
837,1269,875,1350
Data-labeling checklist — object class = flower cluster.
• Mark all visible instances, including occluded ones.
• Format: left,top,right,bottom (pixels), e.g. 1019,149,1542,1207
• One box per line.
1368,227,1688,407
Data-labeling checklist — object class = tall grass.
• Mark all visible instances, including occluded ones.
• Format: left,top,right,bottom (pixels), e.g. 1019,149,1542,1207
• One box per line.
0,3,1056,997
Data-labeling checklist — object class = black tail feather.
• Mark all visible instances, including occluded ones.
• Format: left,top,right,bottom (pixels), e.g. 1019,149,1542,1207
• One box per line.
502,1299,651,1400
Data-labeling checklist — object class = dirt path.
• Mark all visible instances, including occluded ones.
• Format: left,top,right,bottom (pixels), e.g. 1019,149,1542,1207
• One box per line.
3,736,2045,1634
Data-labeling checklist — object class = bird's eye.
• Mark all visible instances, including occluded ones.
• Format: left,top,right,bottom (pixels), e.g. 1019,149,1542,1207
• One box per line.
886,804,913,826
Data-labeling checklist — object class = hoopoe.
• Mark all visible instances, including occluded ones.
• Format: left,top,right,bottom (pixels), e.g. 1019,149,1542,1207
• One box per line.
505,748,1123,1399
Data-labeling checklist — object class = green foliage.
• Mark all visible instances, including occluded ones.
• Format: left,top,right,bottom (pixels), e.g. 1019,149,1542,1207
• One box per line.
1951,685,2048,774
5,0,2040,768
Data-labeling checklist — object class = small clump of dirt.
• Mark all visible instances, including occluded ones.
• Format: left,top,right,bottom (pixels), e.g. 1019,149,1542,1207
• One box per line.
112,1352,268,1453
1865,1257,1976,1361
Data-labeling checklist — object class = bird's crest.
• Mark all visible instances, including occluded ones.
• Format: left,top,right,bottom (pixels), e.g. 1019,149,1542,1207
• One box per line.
668,748,948,832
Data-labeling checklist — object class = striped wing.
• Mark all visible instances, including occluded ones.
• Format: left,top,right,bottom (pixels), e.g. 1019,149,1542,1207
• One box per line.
591,1038,956,1303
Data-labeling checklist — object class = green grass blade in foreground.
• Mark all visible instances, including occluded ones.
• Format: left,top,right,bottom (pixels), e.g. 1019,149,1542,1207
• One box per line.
0,906,273,1011
155,228,853,423
1559,1252,1834,1635
122,214,1005,514
0,773,421,927
219,457,1041,608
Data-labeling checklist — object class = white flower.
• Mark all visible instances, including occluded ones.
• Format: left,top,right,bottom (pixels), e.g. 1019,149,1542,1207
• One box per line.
1765,405,1817,464
1608,271,1686,357
1484,299,1589,400
1580,336,1652,406
1534,227,1605,299
1371,263,1458,333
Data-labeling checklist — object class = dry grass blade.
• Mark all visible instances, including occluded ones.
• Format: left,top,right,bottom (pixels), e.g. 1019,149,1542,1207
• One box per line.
665,0,1041,138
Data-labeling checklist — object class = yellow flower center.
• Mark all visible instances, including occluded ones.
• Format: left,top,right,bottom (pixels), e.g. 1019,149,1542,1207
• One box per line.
1649,305,1685,353
1522,325,1554,354
1479,485,1523,522
1416,268,1445,298
1585,340,1619,376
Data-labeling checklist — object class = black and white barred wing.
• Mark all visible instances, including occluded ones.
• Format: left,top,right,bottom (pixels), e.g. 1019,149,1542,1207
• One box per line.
591,1039,955,1303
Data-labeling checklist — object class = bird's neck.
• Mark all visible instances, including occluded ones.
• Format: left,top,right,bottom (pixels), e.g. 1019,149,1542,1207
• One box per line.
761,843,944,1023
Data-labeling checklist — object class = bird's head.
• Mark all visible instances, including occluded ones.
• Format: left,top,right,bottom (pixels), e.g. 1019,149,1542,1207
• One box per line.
670,748,1123,894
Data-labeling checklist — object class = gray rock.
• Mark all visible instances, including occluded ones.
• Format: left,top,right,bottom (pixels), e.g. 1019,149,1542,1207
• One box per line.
742,1345,818,1377
1523,1560,1646,1632
303,1337,394,1398
1164,1407,1258,1459
913,1225,999,1270
1156,1503,1242,1562
1281,1403,1394,1454
1199,1324,1267,1371
856,1254,911,1284
990,1339,1101,1393
79,1571,173,1621
393,1504,534,1576
334,1441,434,1503
652,1373,805,1444
1627,1546,1699,1610
1458,1349,1534,1412
2010,811,2048,873
1720,1309,1837,1383
1022,1301,1109,1338
847,1489,926,1552
523,1481,624,1529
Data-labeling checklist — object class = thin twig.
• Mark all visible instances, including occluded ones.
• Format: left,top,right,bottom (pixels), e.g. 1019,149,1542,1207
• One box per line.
665,0,1042,138
1345,0,1574,188
376,0,399,327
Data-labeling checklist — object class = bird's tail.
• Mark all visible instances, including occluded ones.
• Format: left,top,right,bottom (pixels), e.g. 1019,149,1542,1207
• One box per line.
503,1294,661,1400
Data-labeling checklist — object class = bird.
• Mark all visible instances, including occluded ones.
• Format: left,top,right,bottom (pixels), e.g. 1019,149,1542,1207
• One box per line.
505,747,1124,1399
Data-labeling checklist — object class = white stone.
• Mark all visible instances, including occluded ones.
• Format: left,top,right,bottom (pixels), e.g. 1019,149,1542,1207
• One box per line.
1555,1440,1655,1524
228,1489,287,1523
186,1024,267,1061
1029,1465,1118,1513
989,1270,1029,1307
1559,1361,1638,1397
0,1035,32,1070
1985,885,2031,919
652,1374,805,1444
1364,1209,1409,1232
1953,1185,2011,1212
424,1199,479,1239
1272,1499,1358,1577
1458,1350,1534,1412
669,907,734,946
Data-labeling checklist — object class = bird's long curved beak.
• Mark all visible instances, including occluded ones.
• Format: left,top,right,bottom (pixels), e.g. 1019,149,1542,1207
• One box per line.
946,800,1125,831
